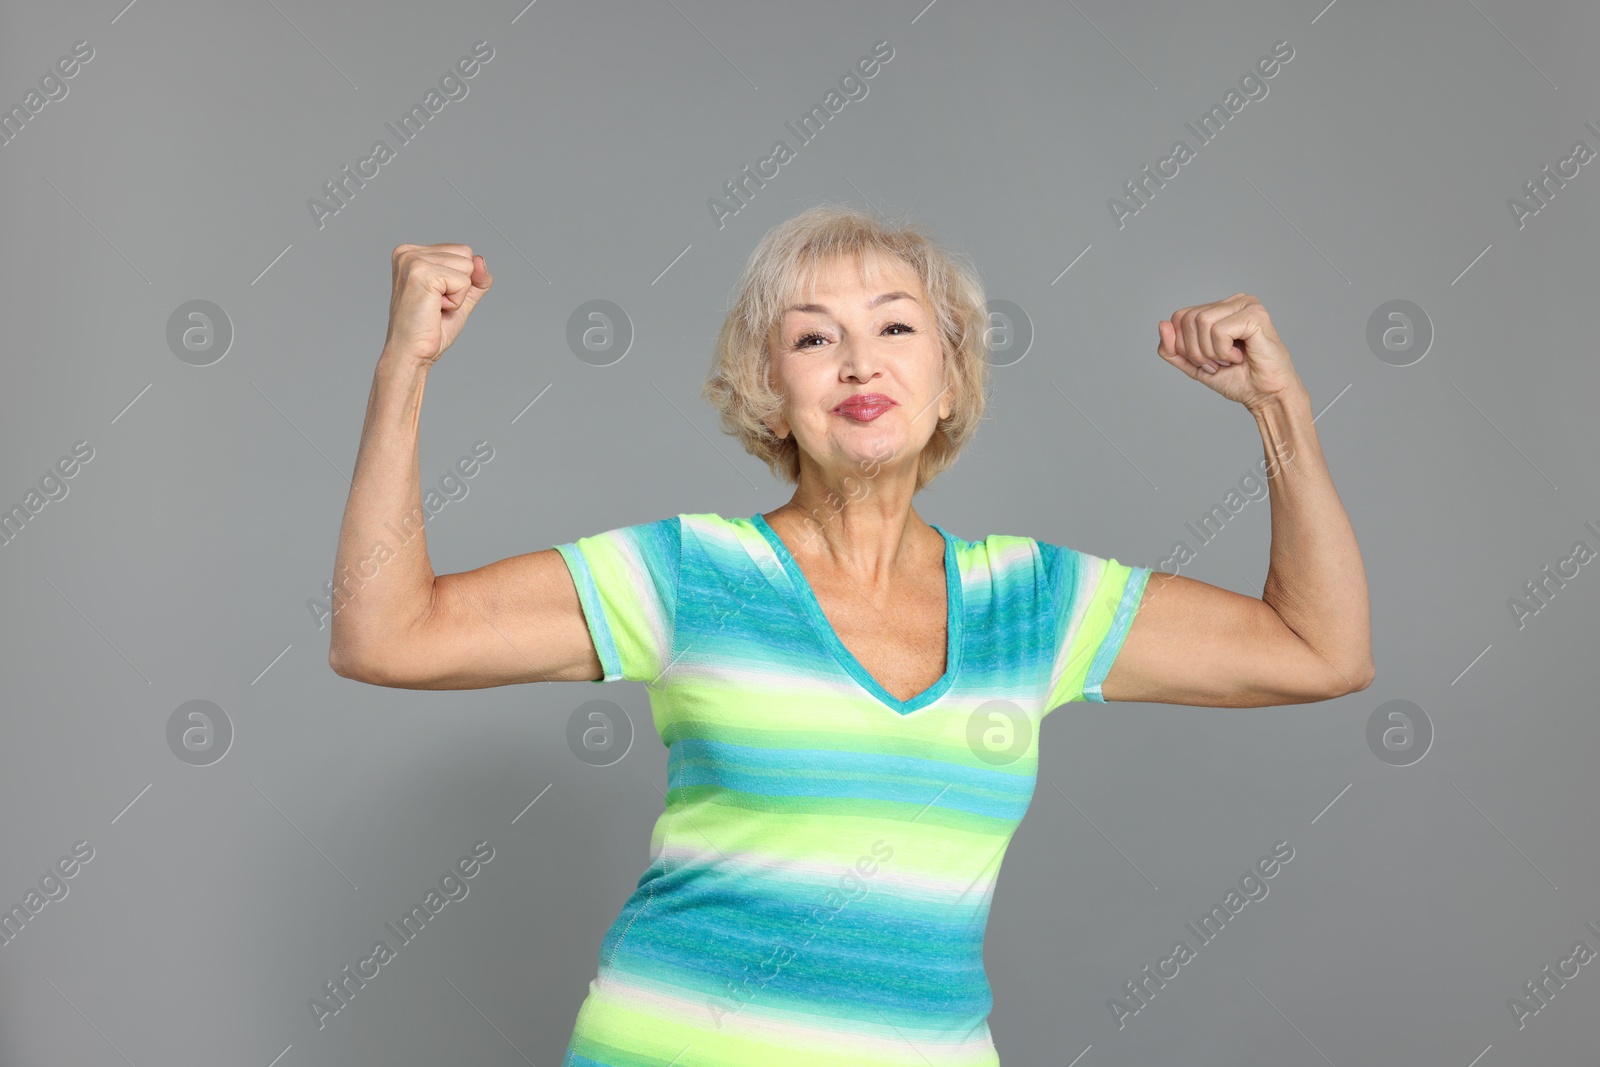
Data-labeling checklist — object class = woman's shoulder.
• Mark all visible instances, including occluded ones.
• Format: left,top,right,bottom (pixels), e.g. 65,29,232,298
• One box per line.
670,512,771,561
675,511,753,539
949,529,1052,580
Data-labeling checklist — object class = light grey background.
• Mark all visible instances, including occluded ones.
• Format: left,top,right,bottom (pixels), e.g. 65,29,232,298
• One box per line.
3,1,1598,1065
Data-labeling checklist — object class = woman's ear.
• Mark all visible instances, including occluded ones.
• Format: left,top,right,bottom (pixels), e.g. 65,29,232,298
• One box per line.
762,348,792,441
937,347,955,422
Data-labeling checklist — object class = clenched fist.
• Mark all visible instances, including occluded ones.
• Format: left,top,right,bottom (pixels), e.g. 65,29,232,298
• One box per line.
1156,293,1302,412
383,243,494,365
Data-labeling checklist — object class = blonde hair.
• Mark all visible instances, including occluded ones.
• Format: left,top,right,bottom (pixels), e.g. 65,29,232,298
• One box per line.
702,202,990,493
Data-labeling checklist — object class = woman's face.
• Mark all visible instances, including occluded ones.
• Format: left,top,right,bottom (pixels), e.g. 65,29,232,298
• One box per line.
765,254,953,483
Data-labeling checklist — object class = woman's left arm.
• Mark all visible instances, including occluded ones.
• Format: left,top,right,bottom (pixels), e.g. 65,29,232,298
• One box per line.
1101,294,1374,708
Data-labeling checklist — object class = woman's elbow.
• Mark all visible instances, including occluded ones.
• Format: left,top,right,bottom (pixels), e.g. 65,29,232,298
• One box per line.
1347,658,1377,694
329,645,376,683
329,644,406,687
1324,656,1375,698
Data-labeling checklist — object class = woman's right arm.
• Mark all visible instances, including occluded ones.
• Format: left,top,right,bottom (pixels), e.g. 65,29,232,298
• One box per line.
326,243,602,690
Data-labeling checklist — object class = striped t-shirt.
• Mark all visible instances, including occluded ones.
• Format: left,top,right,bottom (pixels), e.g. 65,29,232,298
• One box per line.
555,511,1150,1067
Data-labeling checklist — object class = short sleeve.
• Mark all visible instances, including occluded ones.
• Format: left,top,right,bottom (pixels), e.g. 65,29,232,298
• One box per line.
1039,541,1151,712
554,516,681,686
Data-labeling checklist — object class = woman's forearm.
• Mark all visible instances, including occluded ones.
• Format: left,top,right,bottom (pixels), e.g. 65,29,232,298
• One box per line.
1252,386,1374,687
327,350,437,674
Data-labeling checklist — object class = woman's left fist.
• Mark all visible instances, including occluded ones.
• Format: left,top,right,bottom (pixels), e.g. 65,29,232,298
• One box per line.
1156,293,1302,411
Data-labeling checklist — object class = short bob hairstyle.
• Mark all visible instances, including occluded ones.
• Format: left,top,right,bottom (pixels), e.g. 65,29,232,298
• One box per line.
702,202,990,494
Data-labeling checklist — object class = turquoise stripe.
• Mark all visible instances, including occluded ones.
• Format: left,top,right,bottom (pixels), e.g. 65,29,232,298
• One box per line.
1084,565,1151,702
671,741,1035,818
555,542,623,682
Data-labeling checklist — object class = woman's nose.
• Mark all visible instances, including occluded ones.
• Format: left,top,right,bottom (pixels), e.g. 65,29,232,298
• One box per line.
839,350,879,380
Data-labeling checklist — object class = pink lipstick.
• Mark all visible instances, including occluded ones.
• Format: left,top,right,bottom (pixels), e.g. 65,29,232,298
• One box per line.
833,393,896,422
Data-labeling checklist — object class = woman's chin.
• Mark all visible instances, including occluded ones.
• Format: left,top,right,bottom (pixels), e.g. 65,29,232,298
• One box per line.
831,429,914,468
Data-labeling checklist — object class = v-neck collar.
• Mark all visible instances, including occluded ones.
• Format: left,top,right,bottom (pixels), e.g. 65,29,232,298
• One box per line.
748,512,962,716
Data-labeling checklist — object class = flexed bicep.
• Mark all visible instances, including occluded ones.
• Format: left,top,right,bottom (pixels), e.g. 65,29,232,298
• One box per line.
1100,571,1367,707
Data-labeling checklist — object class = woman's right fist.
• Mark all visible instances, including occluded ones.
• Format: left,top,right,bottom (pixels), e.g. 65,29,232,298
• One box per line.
383,243,494,365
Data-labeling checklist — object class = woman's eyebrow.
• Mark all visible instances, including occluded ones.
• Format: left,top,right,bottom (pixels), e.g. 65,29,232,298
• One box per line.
784,291,917,315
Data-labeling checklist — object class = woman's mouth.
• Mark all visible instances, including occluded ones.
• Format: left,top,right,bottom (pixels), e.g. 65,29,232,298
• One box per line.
833,394,896,422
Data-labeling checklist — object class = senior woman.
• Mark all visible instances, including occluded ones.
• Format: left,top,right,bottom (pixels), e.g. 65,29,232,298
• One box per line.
328,204,1373,1067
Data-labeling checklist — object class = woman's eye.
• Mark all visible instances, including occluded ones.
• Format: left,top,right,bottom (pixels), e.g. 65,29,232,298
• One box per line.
793,322,914,348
